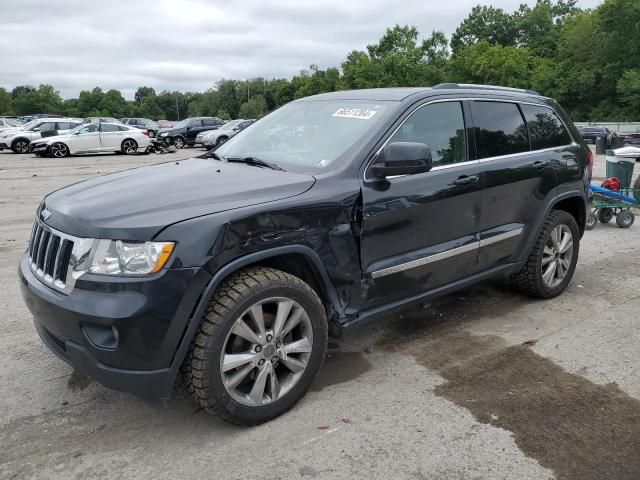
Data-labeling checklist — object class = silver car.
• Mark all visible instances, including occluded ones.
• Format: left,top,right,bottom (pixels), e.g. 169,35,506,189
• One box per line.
0,118,83,153
195,119,255,148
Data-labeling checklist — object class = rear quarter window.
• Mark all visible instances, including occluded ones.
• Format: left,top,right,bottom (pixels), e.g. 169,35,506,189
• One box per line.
520,104,572,149
470,101,529,159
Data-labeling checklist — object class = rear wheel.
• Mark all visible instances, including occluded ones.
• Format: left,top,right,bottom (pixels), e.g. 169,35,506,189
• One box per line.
216,136,229,146
616,210,635,228
49,142,69,158
121,139,138,155
173,136,185,149
184,267,327,425
597,208,614,224
11,138,30,154
510,210,579,299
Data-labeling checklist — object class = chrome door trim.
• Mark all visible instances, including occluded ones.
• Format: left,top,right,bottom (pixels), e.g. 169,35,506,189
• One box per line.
370,227,524,279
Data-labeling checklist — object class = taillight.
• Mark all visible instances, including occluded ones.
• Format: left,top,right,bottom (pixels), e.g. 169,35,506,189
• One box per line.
141,129,149,137
586,149,593,184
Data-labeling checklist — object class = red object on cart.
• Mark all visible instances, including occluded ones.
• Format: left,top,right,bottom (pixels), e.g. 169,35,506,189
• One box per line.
601,177,621,191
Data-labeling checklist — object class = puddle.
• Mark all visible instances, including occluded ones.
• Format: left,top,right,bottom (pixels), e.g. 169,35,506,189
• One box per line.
380,329,640,480
311,351,371,392
67,370,92,391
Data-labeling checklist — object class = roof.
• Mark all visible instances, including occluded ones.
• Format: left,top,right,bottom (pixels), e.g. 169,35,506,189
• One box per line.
297,84,546,103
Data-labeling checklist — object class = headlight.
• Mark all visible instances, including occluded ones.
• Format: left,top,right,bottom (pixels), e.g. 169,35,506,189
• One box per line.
159,132,168,137
81,240,175,276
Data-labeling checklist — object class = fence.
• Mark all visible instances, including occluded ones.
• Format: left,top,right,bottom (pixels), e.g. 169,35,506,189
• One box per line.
574,122,640,134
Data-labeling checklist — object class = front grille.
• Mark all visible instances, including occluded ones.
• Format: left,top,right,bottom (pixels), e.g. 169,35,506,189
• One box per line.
28,220,75,292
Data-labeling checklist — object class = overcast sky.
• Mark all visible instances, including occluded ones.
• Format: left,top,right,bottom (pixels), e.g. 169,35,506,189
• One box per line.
0,0,602,99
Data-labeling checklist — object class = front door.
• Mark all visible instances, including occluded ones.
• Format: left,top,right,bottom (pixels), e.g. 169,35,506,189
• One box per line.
360,100,483,308
70,124,101,152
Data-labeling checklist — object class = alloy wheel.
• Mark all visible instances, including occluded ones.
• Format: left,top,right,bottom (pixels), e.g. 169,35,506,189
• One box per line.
220,297,313,407
122,140,137,154
50,143,68,158
15,140,28,153
541,224,574,288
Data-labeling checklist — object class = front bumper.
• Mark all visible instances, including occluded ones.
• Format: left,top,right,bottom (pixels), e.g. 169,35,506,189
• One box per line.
0,142,9,150
19,254,211,399
30,142,48,153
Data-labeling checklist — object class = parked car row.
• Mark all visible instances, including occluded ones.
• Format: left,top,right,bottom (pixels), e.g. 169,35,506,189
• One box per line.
194,118,255,148
0,118,83,153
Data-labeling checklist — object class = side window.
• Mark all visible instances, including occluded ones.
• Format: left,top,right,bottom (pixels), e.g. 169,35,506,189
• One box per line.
389,102,467,166
77,124,99,134
101,124,120,133
520,104,572,150
202,118,219,127
189,120,203,128
118,125,130,131
470,101,529,159
38,122,57,132
56,122,72,130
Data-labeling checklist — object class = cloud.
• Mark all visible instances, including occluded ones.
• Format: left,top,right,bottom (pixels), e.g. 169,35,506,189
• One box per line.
0,0,602,99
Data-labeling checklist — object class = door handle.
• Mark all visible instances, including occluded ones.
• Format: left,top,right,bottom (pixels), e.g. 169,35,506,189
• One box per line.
533,160,550,169
453,175,479,186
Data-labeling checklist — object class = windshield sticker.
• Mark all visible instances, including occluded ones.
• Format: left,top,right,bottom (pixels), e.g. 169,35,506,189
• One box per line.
332,108,377,120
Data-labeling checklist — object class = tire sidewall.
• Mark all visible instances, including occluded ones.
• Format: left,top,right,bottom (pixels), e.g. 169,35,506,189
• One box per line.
122,139,138,155
203,279,327,424
173,136,185,149
536,212,580,297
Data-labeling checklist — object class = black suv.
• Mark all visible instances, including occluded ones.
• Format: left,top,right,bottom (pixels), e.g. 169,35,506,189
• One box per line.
19,84,591,425
157,116,223,148
577,126,611,144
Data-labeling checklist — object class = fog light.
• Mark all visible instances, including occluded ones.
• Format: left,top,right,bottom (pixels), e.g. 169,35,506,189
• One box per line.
82,323,119,350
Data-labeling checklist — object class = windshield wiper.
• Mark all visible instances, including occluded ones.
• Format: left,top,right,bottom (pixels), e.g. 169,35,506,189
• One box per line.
226,156,284,171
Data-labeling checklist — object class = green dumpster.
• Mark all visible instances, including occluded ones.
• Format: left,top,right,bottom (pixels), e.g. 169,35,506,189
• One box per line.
605,150,636,188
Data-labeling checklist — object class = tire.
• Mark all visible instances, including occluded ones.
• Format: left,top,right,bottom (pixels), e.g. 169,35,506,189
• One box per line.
597,208,614,224
585,211,598,230
11,138,30,154
510,210,580,299
49,142,69,158
616,210,635,228
216,136,229,146
121,139,138,155
148,130,156,138
173,136,185,149
184,267,328,425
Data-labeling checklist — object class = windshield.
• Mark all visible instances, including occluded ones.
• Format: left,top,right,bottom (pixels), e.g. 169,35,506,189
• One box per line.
220,120,241,130
215,100,392,172
5,118,21,127
172,119,190,129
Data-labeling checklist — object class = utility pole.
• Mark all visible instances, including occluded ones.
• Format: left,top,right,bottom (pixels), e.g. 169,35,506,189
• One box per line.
175,97,180,120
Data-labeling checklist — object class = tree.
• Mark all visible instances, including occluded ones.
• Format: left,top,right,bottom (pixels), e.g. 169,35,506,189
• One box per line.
617,69,640,112
0,88,13,115
451,6,518,54
239,95,267,118
12,84,62,115
134,86,156,103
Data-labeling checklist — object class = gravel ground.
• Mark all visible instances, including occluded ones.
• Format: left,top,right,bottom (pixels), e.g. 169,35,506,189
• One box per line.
0,148,638,480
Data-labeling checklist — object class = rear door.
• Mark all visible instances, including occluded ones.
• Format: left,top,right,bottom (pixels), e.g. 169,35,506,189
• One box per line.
472,100,559,271
360,100,483,308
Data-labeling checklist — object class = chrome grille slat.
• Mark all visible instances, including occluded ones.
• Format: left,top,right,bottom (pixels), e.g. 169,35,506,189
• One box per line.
27,219,80,294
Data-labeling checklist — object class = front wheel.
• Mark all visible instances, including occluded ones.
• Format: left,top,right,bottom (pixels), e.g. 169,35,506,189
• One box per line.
49,142,69,158
173,136,185,149
216,136,228,146
12,139,30,154
510,210,579,299
121,139,138,155
184,267,328,425
616,210,635,228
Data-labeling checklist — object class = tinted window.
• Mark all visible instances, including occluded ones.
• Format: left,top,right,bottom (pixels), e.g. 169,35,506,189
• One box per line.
37,122,57,132
117,125,130,131
202,118,219,127
56,122,73,130
238,121,253,129
101,124,120,132
471,101,529,159
389,102,467,166
189,120,203,128
520,104,572,149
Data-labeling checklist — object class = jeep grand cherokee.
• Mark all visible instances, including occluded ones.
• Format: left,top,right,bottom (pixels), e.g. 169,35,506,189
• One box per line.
19,84,591,425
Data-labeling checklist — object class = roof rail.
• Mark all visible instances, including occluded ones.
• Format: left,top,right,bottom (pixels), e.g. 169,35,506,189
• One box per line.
432,83,540,96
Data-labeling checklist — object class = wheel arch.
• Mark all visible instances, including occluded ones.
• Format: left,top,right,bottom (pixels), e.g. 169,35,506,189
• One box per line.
11,136,30,150
168,245,342,381
551,194,586,236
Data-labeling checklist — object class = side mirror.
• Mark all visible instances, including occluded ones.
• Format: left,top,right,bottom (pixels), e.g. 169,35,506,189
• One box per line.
370,142,433,179
32,128,40,132
232,127,240,131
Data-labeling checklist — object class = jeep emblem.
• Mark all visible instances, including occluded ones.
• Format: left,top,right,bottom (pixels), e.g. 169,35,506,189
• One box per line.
41,208,52,221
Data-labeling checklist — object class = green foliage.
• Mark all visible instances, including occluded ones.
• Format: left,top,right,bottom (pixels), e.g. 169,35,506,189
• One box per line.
2,0,639,122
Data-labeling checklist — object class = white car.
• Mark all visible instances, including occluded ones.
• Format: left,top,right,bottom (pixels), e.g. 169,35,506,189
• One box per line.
30,122,152,157
0,117,23,131
0,118,82,153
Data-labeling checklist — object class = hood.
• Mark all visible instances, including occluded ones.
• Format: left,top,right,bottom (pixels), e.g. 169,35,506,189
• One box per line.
0,127,27,138
42,157,316,240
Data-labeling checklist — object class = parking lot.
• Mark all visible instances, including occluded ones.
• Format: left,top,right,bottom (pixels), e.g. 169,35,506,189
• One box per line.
0,149,638,479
